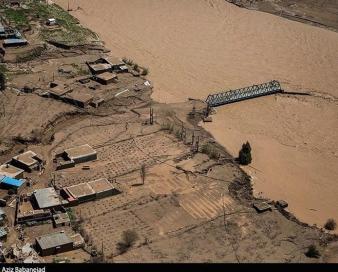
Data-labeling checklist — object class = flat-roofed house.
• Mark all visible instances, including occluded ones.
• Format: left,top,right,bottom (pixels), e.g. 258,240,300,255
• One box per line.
35,231,73,256
0,164,24,179
94,72,117,85
64,144,97,164
0,175,25,193
62,182,96,204
61,89,94,108
87,63,113,75
11,151,42,173
32,188,62,210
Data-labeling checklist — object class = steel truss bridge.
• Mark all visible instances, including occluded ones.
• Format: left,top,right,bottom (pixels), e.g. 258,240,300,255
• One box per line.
206,80,283,107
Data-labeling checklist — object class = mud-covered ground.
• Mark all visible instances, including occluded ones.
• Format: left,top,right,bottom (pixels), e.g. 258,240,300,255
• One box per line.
227,0,338,32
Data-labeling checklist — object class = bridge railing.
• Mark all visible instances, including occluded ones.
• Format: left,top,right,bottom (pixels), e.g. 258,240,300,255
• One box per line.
206,80,282,107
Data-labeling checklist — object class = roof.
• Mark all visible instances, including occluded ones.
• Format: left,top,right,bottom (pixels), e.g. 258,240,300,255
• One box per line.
33,188,62,209
12,151,40,167
88,63,112,72
96,72,117,81
4,38,27,44
65,182,95,199
0,164,24,178
36,232,72,250
0,176,24,188
88,178,114,193
49,87,72,97
63,90,94,104
64,144,96,161
53,213,70,224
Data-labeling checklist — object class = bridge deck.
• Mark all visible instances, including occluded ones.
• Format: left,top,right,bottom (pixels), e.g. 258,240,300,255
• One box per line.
206,80,282,107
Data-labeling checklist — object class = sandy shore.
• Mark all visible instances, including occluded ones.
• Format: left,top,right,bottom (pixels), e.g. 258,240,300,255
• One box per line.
55,0,338,229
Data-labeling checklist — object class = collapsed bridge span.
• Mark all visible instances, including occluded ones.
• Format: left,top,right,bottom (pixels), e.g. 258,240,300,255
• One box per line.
206,80,283,107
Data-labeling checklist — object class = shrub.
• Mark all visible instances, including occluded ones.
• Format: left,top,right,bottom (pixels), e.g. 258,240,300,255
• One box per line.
305,245,320,258
324,218,337,231
116,230,138,254
141,68,149,76
122,57,134,65
201,143,219,160
133,64,140,72
238,141,252,165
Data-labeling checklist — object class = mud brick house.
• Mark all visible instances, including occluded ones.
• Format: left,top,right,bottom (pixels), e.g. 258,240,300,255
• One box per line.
35,231,73,256
0,164,24,179
55,144,97,170
11,151,43,173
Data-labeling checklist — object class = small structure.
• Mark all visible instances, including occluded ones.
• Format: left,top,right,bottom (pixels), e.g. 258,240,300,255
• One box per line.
253,202,272,213
3,38,28,47
0,164,24,179
0,227,7,240
87,63,113,75
0,175,25,193
35,231,73,256
90,98,105,108
93,72,117,85
11,151,43,173
70,234,85,249
53,212,71,228
46,18,57,26
56,144,97,170
87,57,127,75
32,188,62,210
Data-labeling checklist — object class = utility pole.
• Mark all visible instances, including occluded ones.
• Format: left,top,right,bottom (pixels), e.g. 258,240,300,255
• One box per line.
191,131,195,146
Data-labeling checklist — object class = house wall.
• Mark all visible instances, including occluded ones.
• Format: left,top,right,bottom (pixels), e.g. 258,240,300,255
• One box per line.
37,242,73,257
72,153,97,164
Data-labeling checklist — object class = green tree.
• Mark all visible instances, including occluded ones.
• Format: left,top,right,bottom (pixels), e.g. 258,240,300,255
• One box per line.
238,141,252,165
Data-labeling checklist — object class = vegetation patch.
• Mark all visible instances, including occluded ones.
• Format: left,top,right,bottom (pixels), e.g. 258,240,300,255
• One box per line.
16,45,47,63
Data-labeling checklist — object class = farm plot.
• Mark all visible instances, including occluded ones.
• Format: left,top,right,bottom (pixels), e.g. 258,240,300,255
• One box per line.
52,113,139,151
55,132,189,187
83,208,157,258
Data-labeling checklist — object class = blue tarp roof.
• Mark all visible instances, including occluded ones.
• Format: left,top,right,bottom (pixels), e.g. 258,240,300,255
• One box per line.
0,176,24,187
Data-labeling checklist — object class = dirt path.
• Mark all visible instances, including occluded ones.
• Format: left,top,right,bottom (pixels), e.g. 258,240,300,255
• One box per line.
55,0,338,230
